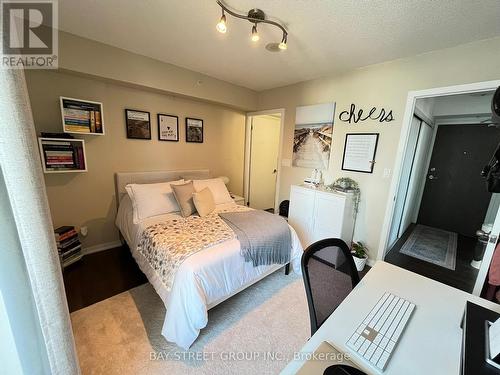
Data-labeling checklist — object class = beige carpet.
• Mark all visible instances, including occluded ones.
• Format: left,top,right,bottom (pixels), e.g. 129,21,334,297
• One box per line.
71,270,310,375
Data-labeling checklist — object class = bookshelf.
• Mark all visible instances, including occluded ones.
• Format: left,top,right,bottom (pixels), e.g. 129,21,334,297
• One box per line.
60,96,105,136
38,137,88,173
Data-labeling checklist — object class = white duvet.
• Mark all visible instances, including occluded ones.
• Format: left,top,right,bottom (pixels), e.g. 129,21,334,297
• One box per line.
115,196,303,349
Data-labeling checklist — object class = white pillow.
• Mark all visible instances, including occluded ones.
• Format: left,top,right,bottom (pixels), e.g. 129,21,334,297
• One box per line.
125,179,184,223
192,178,233,205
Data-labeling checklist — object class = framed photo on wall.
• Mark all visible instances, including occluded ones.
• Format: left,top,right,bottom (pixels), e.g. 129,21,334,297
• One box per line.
341,133,379,173
185,117,203,143
125,109,151,140
157,114,179,142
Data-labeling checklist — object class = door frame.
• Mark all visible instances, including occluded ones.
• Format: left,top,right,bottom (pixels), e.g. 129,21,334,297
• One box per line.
377,79,500,295
244,108,285,213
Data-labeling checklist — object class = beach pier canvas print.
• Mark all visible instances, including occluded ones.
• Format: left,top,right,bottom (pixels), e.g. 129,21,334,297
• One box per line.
293,102,335,169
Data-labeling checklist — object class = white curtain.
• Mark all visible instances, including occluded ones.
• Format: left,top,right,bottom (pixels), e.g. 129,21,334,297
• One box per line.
0,68,80,374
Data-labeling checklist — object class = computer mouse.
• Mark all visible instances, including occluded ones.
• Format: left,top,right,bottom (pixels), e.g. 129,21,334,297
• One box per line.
323,364,367,375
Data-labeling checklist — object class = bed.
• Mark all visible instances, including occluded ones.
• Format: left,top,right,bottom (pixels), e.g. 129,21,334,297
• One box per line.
114,169,303,349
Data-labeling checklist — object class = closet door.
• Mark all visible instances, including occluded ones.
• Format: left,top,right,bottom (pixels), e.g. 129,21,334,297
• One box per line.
289,186,315,248
311,191,345,242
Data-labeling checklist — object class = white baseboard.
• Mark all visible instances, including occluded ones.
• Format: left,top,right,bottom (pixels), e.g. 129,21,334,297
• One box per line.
367,258,377,267
82,240,123,256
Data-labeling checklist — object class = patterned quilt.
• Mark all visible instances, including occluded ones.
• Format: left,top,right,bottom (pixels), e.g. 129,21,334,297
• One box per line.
137,205,250,291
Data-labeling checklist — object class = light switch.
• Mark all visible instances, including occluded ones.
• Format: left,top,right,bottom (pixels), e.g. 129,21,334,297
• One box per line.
383,168,391,178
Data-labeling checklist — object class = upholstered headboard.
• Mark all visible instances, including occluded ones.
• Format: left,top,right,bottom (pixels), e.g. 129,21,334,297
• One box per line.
115,169,210,206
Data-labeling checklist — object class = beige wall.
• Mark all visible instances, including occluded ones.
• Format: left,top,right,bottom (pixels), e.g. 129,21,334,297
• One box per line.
258,36,500,260
59,32,258,111
26,70,246,250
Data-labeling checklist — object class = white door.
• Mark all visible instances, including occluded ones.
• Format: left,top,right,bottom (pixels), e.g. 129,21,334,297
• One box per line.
248,115,280,210
399,120,434,235
387,116,422,249
473,205,500,295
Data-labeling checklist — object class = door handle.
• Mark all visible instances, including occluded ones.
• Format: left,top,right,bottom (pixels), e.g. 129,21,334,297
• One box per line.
428,175,437,180
273,169,277,174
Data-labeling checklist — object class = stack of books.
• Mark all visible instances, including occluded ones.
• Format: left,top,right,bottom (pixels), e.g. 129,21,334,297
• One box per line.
41,139,85,171
54,226,82,268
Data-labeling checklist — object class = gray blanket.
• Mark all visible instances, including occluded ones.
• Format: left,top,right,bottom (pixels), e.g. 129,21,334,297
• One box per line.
219,210,291,267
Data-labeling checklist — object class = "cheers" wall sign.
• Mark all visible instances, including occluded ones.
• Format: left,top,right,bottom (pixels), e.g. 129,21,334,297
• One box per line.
339,103,394,124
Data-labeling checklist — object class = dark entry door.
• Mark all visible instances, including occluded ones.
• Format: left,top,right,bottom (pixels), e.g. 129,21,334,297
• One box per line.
417,124,499,237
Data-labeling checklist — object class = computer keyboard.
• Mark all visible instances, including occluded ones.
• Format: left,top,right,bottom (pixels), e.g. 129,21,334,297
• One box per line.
346,292,415,372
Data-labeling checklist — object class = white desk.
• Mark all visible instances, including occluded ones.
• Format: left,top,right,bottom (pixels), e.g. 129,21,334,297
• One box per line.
282,261,500,375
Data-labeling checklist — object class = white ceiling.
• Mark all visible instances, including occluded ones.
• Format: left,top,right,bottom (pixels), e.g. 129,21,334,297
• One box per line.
58,0,500,91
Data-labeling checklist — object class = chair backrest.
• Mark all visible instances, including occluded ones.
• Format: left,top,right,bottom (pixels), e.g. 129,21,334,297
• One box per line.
301,238,360,336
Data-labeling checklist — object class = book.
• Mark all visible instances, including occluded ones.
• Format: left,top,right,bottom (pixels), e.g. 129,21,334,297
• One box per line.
40,132,74,139
54,225,74,236
90,111,96,133
95,111,102,133
58,236,80,250
61,245,82,259
55,228,77,242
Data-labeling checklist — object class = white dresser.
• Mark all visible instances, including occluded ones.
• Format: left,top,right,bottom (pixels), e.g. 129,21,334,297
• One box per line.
288,184,355,248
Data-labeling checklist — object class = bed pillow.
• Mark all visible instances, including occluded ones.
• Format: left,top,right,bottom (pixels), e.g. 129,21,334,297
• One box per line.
171,181,196,217
193,187,216,217
125,179,184,224
192,178,233,205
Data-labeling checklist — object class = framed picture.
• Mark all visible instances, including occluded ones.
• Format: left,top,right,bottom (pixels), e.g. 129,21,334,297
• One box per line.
293,102,335,170
60,96,104,135
157,114,179,142
341,133,379,173
125,109,151,140
185,117,203,143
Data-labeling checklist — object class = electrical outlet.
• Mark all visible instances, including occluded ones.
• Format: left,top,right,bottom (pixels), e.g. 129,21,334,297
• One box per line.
383,168,391,178
80,226,88,237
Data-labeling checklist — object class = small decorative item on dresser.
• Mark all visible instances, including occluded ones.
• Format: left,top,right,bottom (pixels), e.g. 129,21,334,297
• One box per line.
158,114,179,141
351,241,368,271
125,109,151,139
54,226,83,268
186,117,204,143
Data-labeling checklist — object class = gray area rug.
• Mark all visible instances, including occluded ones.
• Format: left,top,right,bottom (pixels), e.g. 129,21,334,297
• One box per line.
70,269,309,375
399,224,457,270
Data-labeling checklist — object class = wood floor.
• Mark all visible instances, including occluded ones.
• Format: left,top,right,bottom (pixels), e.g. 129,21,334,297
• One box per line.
385,224,479,293
63,245,147,312
63,245,369,313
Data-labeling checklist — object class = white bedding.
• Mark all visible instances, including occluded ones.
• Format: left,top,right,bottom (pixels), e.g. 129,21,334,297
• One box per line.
115,195,303,349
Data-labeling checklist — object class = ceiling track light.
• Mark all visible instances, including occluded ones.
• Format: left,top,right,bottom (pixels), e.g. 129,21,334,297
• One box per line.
216,9,227,33
251,24,259,42
215,0,288,50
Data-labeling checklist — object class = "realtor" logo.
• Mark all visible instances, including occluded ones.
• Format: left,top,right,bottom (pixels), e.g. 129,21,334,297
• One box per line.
1,0,58,69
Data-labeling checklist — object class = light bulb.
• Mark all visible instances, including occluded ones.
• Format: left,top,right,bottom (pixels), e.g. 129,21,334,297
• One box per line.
251,25,259,42
278,40,287,50
216,14,227,33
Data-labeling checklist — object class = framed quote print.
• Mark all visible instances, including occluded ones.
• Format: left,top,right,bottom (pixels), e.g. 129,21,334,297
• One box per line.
185,117,203,143
125,109,151,140
341,133,379,173
157,114,179,142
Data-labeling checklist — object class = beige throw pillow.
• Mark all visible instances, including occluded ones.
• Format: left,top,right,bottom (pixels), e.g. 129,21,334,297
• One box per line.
193,187,216,217
171,181,196,217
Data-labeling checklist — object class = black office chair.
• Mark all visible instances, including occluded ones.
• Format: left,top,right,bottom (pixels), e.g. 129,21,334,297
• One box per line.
301,238,360,336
